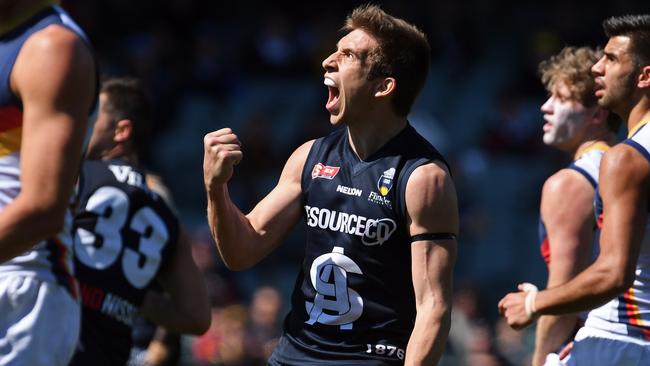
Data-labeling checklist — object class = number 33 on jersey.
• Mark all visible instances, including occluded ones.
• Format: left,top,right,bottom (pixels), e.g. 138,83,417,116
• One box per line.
72,160,178,325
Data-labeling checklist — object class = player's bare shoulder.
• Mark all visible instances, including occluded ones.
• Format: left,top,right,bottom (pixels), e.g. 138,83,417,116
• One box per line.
11,23,95,108
601,143,650,188
405,161,458,232
542,168,593,204
279,139,316,182
14,24,93,74
406,161,454,200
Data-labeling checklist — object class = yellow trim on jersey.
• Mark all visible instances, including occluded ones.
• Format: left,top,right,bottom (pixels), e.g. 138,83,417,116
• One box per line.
0,127,22,157
628,120,650,138
577,141,610,159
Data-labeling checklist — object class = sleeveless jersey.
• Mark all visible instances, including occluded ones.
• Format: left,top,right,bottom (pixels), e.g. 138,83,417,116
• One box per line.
70,159,179,366
585,122,650,340
0,5,94,297
539,146,607,265
270,124,450,365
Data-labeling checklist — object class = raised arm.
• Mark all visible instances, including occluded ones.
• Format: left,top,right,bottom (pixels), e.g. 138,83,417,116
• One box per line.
499,144,649,328
0,25,95,262
140,228,211,335
404,162,458,366
203,128,312,270
533,170,595,366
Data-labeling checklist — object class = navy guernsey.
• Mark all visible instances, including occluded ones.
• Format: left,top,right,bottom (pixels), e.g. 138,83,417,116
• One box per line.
70,159,179,366
270,124,450,365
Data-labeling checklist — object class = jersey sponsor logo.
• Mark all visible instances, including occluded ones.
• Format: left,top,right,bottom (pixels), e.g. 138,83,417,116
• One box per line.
368,191,392,208
336,184,362,197
312,163,340,180
80,282,137,326
305,246,363,330
377,168,396,196
304,205,397,246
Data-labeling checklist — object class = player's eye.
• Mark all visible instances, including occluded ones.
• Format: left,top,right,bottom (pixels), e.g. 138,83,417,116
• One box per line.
340,51,355,60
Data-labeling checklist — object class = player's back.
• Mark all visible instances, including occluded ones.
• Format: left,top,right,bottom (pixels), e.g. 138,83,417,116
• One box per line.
70,159,179,366
586,122,650,341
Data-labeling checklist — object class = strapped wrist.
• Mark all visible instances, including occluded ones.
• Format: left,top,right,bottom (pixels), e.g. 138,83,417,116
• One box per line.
521,282,539,319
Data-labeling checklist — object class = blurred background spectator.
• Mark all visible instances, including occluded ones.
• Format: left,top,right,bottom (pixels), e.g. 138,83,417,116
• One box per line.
64,0,646,364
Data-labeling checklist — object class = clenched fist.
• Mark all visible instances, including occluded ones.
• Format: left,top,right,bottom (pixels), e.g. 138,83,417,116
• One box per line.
203,128,243,190
498,283,539,330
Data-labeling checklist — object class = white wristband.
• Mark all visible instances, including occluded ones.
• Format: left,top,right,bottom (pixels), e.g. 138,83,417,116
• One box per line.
521,282,539,319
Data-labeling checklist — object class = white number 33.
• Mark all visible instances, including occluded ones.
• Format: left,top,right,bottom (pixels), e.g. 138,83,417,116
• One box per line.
74,186,168,289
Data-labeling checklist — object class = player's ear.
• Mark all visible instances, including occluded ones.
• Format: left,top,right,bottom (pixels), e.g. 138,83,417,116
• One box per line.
114,119,133,143
638,65,650,89
374,77,396,98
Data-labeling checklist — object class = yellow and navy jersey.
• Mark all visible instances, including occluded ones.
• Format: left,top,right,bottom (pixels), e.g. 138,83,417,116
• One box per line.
70,159,179,366
538,145,607,265
269,124,450,365
0,5,95,298
586,121,650,341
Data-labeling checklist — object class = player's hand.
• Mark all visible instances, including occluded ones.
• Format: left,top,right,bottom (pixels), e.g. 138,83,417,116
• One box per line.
203,128,243,189
497,283,538,330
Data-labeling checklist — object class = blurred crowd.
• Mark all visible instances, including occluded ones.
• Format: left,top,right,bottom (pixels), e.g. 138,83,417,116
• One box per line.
63,0,646,364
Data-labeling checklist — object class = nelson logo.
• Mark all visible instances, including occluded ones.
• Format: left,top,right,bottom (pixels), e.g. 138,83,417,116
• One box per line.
304,206,397,246
312,163,340,180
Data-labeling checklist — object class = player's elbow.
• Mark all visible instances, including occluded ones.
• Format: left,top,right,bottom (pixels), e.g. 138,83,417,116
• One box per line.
416,294,451,323
217,249,256,271
193,311,212,335
222,258,255,271
601,267,636,296
183,308,212,335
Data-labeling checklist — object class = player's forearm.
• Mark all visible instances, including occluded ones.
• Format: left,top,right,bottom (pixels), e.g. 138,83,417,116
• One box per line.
532,314,579,366
537,260,627,315
0,194,67,263
206,184,263,270
404,305,450,366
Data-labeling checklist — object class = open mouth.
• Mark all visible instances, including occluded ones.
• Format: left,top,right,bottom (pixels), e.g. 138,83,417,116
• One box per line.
543,122,553,132
594,85,605,98
324,77,340,113
594,79,605,97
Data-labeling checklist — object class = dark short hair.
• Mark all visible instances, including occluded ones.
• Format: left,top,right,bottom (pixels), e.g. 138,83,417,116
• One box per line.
343,4,430,117
100,77,152,158
603,14,650,65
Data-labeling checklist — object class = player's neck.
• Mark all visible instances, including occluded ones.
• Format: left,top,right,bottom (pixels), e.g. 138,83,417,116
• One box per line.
573,137,613,160
102,148,139,166
0,0,54,36
346,116,407,161
626,97,650,135
571,123,616,159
